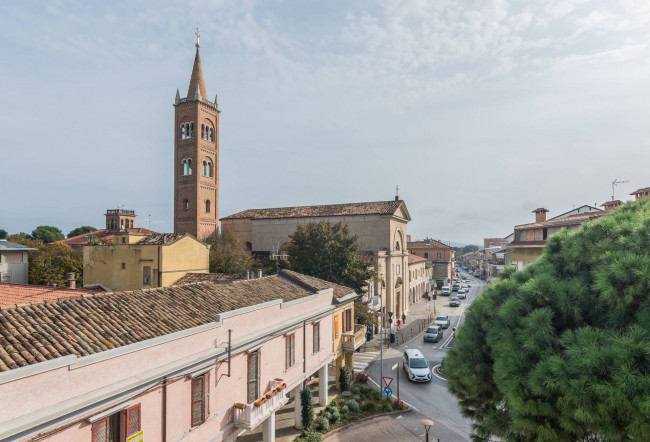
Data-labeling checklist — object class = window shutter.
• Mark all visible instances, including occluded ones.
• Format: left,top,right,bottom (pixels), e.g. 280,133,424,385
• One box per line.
126,404,141,436
291,335,295,367
92,418,108,442
247,352,259,404
191,377,204,426
285,337,290,370
203,372,210,422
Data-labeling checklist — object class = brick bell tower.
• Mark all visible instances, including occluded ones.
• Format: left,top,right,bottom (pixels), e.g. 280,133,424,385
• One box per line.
174,29,220,240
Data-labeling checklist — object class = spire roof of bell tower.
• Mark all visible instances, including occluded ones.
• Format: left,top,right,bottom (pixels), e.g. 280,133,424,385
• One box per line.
187,28,207,99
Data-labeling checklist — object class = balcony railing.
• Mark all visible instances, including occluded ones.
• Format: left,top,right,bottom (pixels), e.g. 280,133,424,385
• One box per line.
342,324,366,352
233,379,288,431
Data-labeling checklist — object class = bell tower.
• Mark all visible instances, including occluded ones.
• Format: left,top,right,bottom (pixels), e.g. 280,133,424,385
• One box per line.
173,29,220,240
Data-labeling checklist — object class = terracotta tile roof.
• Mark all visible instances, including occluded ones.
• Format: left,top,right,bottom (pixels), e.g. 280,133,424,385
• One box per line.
0,270,351,372
59,228,157,246
0,283,99,307
407,239,452,250
135,233,191,245
631,186,650,195
221,200,406,221
408,254,427,264
601,200,622,207
280,270,356,299
514,212,604,230
173,272,245,284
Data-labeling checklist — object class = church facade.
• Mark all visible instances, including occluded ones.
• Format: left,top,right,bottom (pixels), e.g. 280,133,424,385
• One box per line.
173,33,220,240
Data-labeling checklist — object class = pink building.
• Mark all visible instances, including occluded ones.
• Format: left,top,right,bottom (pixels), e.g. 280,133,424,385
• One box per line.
0,270,356,442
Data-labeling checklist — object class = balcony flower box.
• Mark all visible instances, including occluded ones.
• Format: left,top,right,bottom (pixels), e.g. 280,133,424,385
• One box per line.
276,383,286,391
234,403,246,410
265,391,276,399
254,397,267,407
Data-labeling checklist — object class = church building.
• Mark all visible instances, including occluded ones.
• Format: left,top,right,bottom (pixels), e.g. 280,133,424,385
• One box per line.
173,30,220,240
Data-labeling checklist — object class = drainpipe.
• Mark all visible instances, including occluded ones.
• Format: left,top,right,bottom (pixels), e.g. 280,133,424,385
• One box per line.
162,376,167,442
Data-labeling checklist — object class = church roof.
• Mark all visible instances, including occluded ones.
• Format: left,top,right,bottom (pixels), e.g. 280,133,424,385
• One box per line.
59,228,157,246
221,200,409,221
187,48,207,99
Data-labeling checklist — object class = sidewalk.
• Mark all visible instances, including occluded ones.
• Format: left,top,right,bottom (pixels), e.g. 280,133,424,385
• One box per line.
363,297,436,352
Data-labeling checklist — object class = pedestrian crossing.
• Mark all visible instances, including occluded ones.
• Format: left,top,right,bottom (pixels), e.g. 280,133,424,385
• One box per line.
353,350,380,373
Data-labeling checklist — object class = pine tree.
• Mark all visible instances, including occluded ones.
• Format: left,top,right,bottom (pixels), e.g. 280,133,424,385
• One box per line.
445,199,650,440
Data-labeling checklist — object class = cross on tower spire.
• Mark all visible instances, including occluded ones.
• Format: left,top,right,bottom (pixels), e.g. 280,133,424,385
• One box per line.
195,28,200,48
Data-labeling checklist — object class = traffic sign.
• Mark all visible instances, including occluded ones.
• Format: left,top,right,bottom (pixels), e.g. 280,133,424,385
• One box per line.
383,387,392,397
382,376,393,388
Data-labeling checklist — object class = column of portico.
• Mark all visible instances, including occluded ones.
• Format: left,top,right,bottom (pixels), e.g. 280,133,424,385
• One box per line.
318,364,329,406
293,383,303,430
262,411,276,442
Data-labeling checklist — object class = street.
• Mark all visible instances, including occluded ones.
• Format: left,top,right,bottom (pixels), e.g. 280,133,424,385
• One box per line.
365,272,487,441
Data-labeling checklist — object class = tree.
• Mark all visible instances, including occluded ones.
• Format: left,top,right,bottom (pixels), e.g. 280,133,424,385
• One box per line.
301,386,314,430
285,222,374,295
67,226,97,238
0,229,7,239
444,199,650,441
207,230,253,274
9,237,82,287
31,225,64,243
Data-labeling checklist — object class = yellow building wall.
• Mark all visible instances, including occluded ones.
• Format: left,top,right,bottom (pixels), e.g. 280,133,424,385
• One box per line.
332,301,355,359
160,236,209,286
510,247,544,267
83,236,209,291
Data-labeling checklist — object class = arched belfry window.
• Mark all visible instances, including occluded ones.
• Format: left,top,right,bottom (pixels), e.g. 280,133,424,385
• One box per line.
207,161,212,177
205,200,211,213
181,124,186,139
189,122,194,137
184,199,190,212
182,159,188,176
202,160,207,177
187,159,192,175
209,127,214,142
130,220,134,228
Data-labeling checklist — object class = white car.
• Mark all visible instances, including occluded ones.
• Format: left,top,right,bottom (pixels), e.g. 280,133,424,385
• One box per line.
403,349,432,382
435,315,450,329
458,289,466,299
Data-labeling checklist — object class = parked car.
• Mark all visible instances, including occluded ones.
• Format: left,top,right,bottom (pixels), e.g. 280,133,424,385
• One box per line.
423,326,443,343
435,315,450,329
403,349,432,382
441,286,451,296
457,289,466,299
450,296,460,307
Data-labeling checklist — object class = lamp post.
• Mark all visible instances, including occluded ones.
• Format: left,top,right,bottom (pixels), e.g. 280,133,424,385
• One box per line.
421,418,434,442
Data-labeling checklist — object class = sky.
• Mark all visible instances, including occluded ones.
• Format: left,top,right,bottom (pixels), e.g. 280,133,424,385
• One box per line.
1,0,649,245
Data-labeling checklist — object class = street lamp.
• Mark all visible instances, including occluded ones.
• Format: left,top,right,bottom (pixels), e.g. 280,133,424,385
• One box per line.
421,418,434,442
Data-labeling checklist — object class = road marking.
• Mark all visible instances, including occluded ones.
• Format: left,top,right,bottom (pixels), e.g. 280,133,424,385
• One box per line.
432,364,447,381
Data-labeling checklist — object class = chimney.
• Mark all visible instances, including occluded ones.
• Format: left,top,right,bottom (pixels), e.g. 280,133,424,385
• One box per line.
257,269,263,278
533,208,549,223
66,273,76,289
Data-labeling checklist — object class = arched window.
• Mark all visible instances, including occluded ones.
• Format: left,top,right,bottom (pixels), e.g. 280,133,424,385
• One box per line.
209,127,214,142
188,159,192,175
395,241,400,251
202,160,207,177
190,122,194,137
207,161,212,177
182,159,188,176
205,200,211,213
130,220,134,228
201,124,205,140
184,199,190,212
181,124,186,139
121,219,124,230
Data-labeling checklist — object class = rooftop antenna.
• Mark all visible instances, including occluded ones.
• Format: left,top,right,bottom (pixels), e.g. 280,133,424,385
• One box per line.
612,178,629,201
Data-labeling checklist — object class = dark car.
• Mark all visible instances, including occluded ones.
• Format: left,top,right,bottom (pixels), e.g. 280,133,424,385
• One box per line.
450,296,460,307
423,326,443,343
452,284,460,292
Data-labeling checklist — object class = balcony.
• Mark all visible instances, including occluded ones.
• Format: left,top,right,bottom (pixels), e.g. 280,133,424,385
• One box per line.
234,379,289,431
342,324,367,352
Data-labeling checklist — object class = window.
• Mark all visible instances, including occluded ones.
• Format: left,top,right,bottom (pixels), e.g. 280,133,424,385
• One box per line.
334,315,340,338
181,124,186,139
143,266,151,285
206,161,212,177
130,220,134,228
201,124,205,140
121,237,126,244
285,334,296,370
121,263,126,270
247,351,259,403
187,159,192,175
202,160,207,176
205,200,211,213
437,252,441,259
191,373,209,427
424,252,428,259
313,323,320,354
91,404,140,442
209,127,214,142
182,159,188,176
189,122,194,137
184,199,190,212
395,241,400,251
